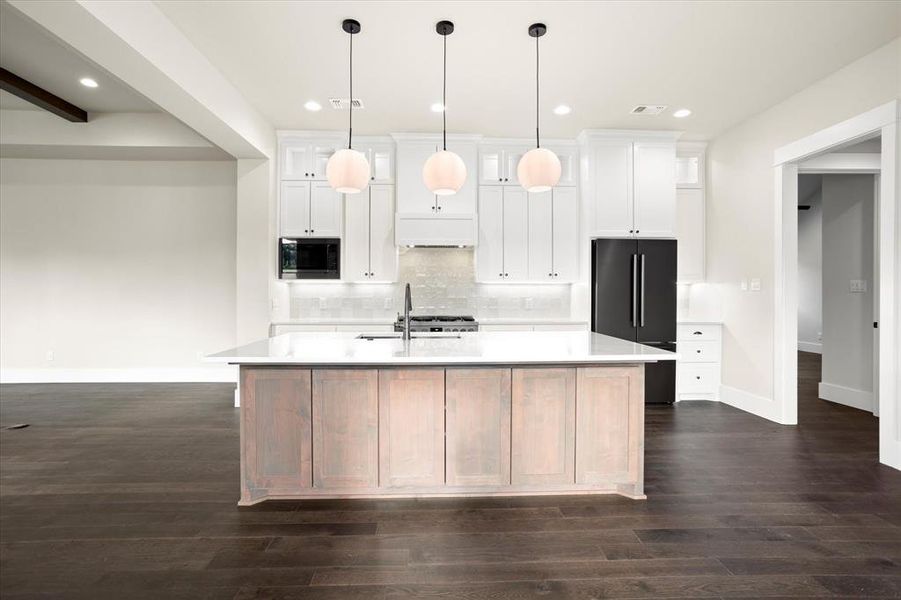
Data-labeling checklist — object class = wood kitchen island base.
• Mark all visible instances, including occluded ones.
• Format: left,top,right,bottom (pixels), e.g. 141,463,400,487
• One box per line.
239,364,645,506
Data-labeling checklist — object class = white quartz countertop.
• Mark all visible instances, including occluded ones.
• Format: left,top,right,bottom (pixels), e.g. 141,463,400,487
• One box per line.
207,331,677,366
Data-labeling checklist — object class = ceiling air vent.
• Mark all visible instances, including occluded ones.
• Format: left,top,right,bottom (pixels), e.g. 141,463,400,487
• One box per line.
329,98,364,110
630,105,667,115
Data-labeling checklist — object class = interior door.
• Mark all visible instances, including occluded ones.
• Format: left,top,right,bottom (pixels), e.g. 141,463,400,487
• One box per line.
528,190,553,281
552,187,579,281
635,239,677,344
343,190,370,282
368,184,397,282
279,181,311,237
502,187,529,280
591,238,638,342
477,186,505,282
309,182,342,237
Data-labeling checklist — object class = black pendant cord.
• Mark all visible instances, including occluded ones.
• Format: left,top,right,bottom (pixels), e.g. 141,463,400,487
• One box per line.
348,31,353,149
535,33,540,149
442,32,447,151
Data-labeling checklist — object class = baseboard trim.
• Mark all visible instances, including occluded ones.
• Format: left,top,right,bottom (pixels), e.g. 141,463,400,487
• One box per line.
719,384,785,423
0,367,238,384
797,341,822,354
819,381,873,412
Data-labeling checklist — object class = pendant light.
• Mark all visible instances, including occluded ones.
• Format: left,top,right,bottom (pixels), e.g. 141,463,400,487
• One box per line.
517,23,561,193
423,20,466,196
326,18,370,194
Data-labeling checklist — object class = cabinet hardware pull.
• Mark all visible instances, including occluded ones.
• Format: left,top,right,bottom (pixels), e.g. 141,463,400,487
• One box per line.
693,331,702,335
696,376,701,380
696,350,701,353
548,273,552,277
304,229,308,233
629,229,634,233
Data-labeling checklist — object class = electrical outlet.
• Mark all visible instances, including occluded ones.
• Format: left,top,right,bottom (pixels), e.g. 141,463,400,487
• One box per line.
850,279,867,293
740,279,748,291
45,350,54,362
525,298,534,310
750,278,761,291
383,298,392,310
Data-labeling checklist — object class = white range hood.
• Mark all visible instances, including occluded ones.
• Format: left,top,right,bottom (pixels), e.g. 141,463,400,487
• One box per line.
395,213,477,246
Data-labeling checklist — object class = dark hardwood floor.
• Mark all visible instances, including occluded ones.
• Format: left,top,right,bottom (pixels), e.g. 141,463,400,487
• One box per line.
2,352,899,599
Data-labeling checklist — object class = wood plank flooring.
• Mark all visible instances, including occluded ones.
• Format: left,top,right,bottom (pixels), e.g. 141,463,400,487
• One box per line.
1,352,899,599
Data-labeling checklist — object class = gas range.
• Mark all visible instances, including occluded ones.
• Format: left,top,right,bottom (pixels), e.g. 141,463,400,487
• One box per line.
393,315,479,333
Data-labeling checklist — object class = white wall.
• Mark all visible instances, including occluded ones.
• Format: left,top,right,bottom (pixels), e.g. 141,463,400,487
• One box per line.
706,38,899,411
0,158,237,381
820,174,875,407
797,176,823,352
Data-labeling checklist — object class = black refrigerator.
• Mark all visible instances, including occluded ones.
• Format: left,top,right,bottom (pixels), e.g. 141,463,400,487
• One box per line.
591,238,677,404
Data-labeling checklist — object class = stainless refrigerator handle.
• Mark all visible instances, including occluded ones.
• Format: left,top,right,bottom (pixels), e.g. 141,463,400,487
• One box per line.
631,254,639,326
640,253,646,327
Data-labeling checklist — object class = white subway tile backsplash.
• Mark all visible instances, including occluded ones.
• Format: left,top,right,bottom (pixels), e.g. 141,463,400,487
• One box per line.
288,247,571,320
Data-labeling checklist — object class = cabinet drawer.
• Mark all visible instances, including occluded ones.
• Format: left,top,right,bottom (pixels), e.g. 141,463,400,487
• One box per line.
677,363,720,393
677,341,720,363
677,324,721,341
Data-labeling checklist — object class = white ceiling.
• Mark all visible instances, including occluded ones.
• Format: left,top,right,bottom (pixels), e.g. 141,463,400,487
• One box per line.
155,0,899,140
0,2,158,114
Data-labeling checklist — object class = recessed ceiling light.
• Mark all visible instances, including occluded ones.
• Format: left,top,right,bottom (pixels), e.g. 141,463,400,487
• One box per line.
430,102,445,113
304,100,322,112
673,108,692,118
79,77,98,88
553,104,571,115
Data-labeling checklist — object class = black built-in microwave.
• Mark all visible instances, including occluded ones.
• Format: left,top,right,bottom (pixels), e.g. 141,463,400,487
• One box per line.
279,238,340,279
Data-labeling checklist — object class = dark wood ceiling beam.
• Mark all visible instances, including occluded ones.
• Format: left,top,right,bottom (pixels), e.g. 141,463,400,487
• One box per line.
0,67,87,122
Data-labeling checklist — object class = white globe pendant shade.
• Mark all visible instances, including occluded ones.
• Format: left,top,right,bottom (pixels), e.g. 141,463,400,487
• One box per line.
517,147,561,193
423,149,467,196
326,148,370,194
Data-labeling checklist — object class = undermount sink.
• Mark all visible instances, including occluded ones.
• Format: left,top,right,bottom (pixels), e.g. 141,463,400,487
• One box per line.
356,333,462,340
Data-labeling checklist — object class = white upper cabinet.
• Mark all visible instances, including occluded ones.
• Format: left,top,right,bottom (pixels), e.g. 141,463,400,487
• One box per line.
478,144,530,186
551,187,579,281
309,182,342,236
632,142,676,238
344,184,397,283
280,180,341,238
476,186,505,282
280,135,343,181
368,185,397,281
527,187,579,282
545,145,579,187
396,140,439,214
582,133,677,238
355,139,395,184
438,139,478,215
527,190,553,280
280,181,311,237
676,188,705,283
502,188,529,279
590,140,634,237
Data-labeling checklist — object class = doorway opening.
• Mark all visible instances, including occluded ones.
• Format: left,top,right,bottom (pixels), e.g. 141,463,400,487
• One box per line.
797,165,879,426
773,101,899,470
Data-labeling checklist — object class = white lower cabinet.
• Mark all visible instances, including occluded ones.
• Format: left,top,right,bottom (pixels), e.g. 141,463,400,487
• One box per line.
344,185,398,283
481,323,589,332
676,322,722,401
478,185,578,283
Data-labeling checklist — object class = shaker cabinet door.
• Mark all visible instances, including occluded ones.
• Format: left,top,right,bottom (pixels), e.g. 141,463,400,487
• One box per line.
279,181,311,237
633,142,676,238
511,368,575,486
575,366,643,485
528,190,553,281
309,182,342,237
591,141,633,237
502,187,529,280
445,368,512,486
551,186,580,281
242,368,313,495
476,186,505,282
368,185,397,282
343,192,370,282
378,369,446,488
312,369,379,489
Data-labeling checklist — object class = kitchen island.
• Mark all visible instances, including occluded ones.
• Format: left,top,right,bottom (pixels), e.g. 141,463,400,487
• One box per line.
208,331,676,505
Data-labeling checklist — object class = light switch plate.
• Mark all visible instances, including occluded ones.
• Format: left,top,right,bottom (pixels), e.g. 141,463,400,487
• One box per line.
740,279,748,291
750,278,761,291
